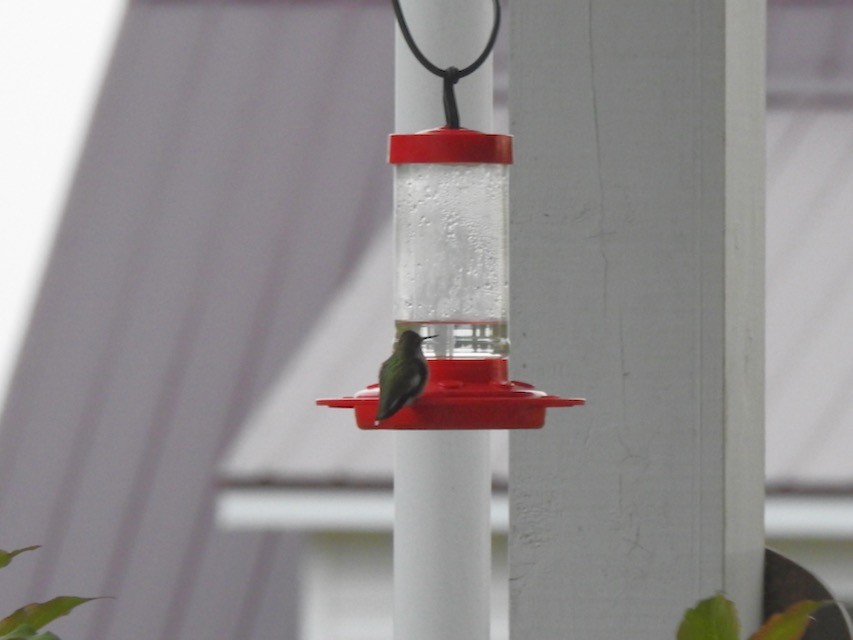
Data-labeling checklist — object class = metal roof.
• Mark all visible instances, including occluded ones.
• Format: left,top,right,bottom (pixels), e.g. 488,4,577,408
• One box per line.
766,104,853,490
0,1,392,638
761,0,853,494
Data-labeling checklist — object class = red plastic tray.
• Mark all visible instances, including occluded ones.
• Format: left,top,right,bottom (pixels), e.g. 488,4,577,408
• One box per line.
317,358,584,430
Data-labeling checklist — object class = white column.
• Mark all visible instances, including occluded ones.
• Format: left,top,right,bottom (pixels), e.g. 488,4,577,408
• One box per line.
393,2,494,640
509,0,765,637
395,432,491,640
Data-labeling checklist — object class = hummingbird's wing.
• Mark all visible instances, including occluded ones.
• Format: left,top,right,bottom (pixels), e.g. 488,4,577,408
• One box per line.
376,357,427,421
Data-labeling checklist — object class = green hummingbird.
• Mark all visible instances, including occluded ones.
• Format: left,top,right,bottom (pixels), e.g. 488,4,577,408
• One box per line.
376,330,434,423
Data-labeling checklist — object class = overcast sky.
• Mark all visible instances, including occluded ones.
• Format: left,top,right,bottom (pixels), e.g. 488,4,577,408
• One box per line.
0,1,124,410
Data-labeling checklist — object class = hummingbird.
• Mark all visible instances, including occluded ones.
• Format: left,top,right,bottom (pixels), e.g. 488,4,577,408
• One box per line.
376,330,434,423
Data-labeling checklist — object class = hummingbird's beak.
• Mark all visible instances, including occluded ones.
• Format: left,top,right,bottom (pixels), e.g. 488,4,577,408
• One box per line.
423,334,438,340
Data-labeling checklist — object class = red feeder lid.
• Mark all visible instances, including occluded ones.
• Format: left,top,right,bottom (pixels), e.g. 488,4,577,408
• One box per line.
389,127,513,165
316,358,584,430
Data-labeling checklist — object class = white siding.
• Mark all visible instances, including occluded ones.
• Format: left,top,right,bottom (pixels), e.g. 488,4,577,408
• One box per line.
301,534,508,640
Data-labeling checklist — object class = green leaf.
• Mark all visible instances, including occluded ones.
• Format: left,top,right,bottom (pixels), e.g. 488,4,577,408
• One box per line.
0,624,37,640
0,547,41,570
677,594,740,640
750,600,827,640
0,597,98,634
0,624,59,640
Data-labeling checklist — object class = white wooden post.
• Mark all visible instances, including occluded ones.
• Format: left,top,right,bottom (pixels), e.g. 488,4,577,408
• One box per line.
393,2,494,640
509,0,765,638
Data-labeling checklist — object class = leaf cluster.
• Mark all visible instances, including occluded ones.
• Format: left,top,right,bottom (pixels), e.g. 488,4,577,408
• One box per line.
0,547,100,640
678,593,828,640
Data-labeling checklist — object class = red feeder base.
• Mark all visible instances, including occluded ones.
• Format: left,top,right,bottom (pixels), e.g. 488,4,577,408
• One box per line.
316,358,584,430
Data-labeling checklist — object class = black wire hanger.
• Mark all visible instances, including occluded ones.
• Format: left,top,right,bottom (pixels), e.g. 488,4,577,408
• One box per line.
391,0,501,129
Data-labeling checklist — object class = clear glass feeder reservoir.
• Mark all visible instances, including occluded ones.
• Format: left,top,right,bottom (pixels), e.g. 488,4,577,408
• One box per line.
391,128,510,358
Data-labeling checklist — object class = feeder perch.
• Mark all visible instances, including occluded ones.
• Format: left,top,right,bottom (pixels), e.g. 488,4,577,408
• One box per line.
317,127,584,429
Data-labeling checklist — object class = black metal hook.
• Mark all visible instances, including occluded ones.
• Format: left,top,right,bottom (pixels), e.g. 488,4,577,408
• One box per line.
391,0,501,129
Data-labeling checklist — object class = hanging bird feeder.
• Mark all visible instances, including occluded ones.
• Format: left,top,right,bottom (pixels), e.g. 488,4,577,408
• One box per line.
317,126,583,429
317,0,582,430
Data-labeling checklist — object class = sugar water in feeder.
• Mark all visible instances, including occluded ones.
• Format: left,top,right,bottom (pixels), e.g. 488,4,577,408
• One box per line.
395,161,509,358
391,127,511,361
